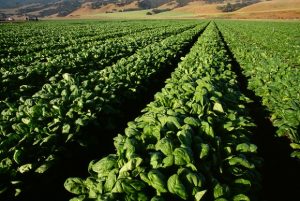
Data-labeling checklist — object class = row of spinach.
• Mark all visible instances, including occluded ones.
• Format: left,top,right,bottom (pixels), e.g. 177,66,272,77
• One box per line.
0,21,174,58
65,23,262,201
0,23,196,102
217,21,300,159
0,22,206,200
0,22,169,68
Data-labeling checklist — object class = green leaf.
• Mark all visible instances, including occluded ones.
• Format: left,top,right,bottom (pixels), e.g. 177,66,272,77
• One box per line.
184,117,201,127
62,73,72,81
199,144,210,159
150,152,163,168
158,115,169,127
66,134,75,142
18,164,32,173
215,198,228,201
224,121,234,131
214,183,229,199
185,171,204,188
234,178,251,185
156,138,174,156
120,157,143,173
194,91,204,106
174,147,193,165
291,151,300,159
236,143,257,153
75,118,84,126
0,158,13,171
228,157,255,169
167,174,188,200
140,172,150,184
15,188,21,197
195,190,207,201
91,154,118,177
64,178,87,195
86,180,99,199
124,138,140,159
69,195,86,201
177,129,192,147
35,161,54,174
125,192,148,201
125,127,140,137
290,143,300,150
13,150,23,164
233,178,251,192
104,169,118,192
21,118,31,125
167,116,181,129
201,122,214,137
148,170,168,193
62,124,71,134
213,102,224,113
162,155,174,167
114,179,146,194
182,83,195,93
233,194,250,201
151,196,165,201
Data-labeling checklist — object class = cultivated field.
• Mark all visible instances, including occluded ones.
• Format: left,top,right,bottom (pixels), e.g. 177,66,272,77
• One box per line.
0,20,299,201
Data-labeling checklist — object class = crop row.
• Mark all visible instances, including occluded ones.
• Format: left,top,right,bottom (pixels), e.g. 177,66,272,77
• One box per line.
217,21,300,159
0,22,206,200
65,22,262,201
0,21,179,57
216,21,299,70
1,23,195,102
0,23,169,68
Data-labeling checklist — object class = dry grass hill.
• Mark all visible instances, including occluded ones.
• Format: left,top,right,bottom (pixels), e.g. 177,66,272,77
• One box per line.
0,0,299,20
230,0,300,19
64,0,300,19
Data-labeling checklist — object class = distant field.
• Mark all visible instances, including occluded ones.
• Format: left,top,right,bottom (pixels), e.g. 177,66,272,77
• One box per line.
66,9,197,19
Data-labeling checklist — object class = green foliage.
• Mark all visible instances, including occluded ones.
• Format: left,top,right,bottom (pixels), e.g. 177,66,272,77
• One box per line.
0,20,205,199
65,22,261,201
217,20,300,158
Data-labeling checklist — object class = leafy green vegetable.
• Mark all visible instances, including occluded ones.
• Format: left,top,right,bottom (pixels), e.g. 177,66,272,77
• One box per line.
233,194,250,201
155,138,174,156
91,155,118,177
147,170,168,194
184,117,201,127
64,178,88,195
236,143,257,153
173,147,193,165
195,190,207,201
167,174,188,200
213,183,230,199
213,102,224,113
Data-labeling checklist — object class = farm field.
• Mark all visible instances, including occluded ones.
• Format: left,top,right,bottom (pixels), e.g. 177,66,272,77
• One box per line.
0,20,300,201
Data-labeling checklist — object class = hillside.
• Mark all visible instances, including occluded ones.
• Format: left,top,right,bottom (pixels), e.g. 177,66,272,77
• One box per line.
66,0,264,18
0,0,263,18
173,1,222,14
0,0,58,9
68,1,141,17
238,0,300,12
0,0,82,18
219,0,300,19
0,0,299,19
